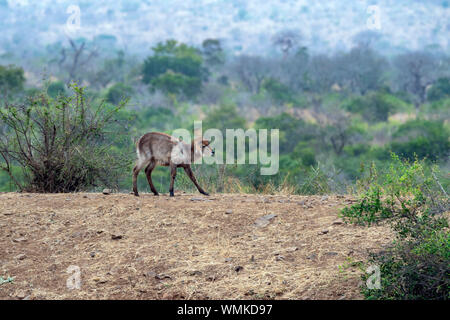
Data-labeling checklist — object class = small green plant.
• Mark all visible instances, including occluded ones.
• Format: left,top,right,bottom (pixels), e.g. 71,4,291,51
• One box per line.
338,257,365,278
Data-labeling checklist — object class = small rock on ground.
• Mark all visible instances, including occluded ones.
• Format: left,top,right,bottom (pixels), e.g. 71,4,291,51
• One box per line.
254,214,277,228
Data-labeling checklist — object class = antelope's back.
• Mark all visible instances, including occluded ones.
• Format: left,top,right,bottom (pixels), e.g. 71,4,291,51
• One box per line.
137,132,179,163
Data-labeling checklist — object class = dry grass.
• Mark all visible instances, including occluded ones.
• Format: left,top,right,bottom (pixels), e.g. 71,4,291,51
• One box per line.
0,192,394,300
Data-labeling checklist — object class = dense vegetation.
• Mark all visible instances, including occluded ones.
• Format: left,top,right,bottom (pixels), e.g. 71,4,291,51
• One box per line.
340,155,449,300
0,37,449,194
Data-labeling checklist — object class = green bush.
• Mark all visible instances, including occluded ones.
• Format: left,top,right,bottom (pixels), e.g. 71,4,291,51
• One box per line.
255,113,317,154
47,81,67,98
106,82,134,105
203,103,247,133
427,78,450,102
340,154,449,300
0,84,130,192
390,119,450,162
362,230,449,300
341,154,448,227
292,142,316,167
343,92,409,122
262,78,298,105
0,64,25,96
135,107,181,132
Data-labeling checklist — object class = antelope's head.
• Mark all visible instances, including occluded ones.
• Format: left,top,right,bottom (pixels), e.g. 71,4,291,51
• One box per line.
192,138,215,161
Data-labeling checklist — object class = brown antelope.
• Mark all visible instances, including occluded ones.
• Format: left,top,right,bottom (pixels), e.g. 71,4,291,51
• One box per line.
132,132,214,197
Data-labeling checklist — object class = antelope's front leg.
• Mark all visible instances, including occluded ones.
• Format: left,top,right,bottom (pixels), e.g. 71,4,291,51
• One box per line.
183,166,209,196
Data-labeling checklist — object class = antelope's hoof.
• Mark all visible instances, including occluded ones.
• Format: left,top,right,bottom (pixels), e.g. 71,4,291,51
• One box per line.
133,192,140,197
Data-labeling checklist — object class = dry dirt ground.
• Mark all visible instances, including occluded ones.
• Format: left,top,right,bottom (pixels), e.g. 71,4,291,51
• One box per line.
0,192,394,300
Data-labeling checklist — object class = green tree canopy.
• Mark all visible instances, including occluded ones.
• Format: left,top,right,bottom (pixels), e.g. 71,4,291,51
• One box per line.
427,77,450,102
47,81,67,98
391,119,450,161
106,82,134,105
202,39,225,67
343,91,408,122
142,40,205,98
262,78,297,105
0,65,25,96
203,103,246,133
255,112,317,154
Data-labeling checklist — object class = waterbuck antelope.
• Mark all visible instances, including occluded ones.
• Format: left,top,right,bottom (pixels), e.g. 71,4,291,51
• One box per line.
132,132,214,197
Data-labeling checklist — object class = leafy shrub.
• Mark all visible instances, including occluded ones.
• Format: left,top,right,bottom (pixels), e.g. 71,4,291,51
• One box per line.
340,154,449,300
362,230,449,300
0,64,25,96
343,92,409,122
341,184,394,225
262,78,298,105
427,77,450,102
47,81,67,98
0,84,130,192
292,142,316,167
390,119,450,162
255,113,317,154
341,154,448,227
203,103,247,133
135,107,180,132
106,82,134,105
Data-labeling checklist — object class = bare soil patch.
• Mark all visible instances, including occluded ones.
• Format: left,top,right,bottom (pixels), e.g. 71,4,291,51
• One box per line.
0,193,393,300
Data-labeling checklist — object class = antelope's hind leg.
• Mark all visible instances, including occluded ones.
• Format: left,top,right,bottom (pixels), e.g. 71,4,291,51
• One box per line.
145,160,159,196
132,159,149,197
